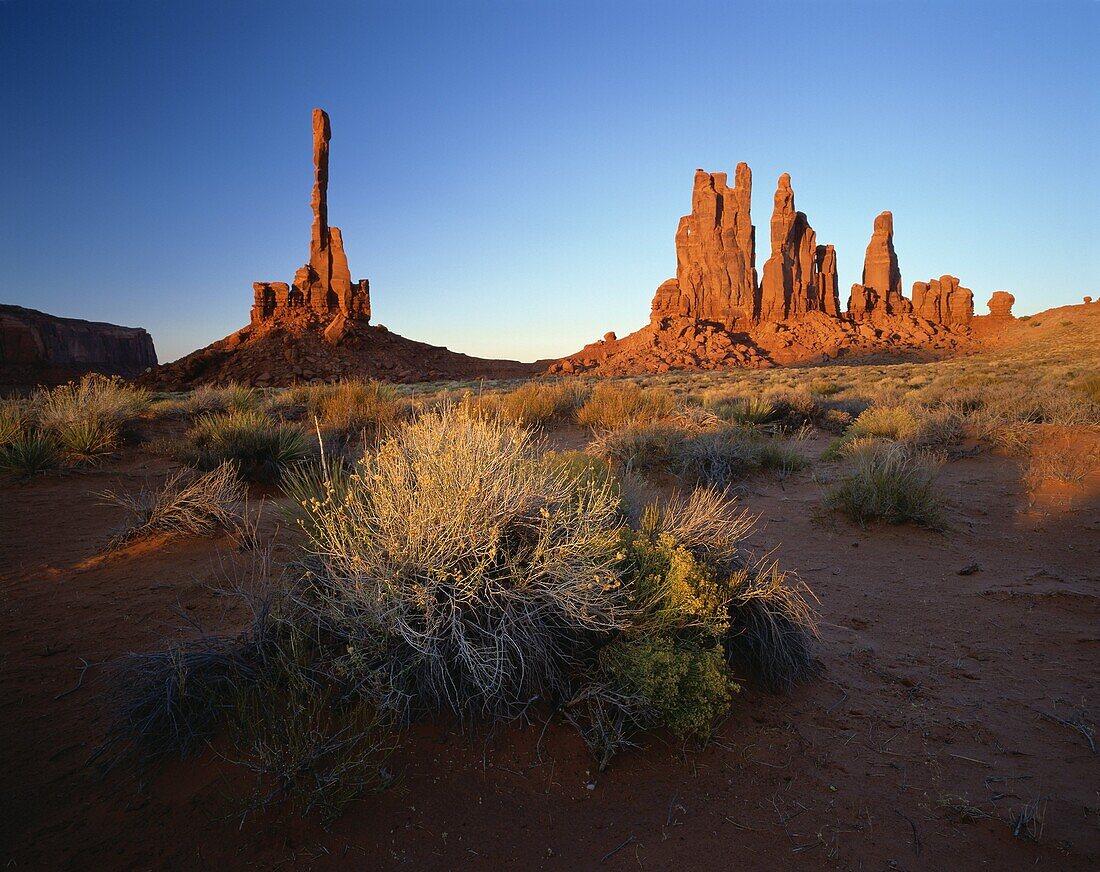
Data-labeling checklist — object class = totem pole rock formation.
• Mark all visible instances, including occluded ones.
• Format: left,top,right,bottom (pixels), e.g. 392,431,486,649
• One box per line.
847,212,911,319
649,165,757,327
250,109,370,333
912,276,974,327
986,290,1016,319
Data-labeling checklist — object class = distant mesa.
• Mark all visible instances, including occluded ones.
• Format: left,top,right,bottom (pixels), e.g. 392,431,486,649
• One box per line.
550,166,992,376
1,304,157,391
140,109,535,389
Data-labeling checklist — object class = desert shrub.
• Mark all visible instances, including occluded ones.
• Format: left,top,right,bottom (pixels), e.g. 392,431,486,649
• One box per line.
55,417,120,465
184,382,260,415
707,394,777,426
184,409,311,481
31,373,148,462
1026,441,1098,485
576,381,674,429
0,431,60,478
824,443,945,529
306,379,408,442
497,380,588,425
679,428,806,487
294,406,627,718
600,636,734,738
35,373,149,433
846,406,921,442
101,462,245,548
588,422,685,472
107,580,393,822
723,559,818,692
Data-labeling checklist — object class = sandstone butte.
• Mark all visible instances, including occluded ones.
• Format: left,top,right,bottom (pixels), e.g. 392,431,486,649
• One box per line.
140,110,536,389
550,167,1017,376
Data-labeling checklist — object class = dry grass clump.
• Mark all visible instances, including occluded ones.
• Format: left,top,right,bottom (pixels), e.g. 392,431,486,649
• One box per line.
576,381,675,429
32,374,149,464
824,442,946,530
496,380,588,425
1025,441,1098,486
588,422,686,473
101,462,245,549
182,409,312,481
304,379,409,442
680,427,806,487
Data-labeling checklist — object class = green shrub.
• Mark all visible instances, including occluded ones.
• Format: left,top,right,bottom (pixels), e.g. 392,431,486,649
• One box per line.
824,444,945,529
185,409,311,481
55,417,120,465
707,395,777,426
184,382,260,415
576,381,674,429
601,637,734,738
679,428,805,486
0,399,27,447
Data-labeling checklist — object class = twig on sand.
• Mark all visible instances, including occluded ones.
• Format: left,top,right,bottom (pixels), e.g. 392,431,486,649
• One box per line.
600,835,636,864
1011,796,1045,841
53,657,91,700
895,810,921,858
1039,711,1096,753
949,752,992,766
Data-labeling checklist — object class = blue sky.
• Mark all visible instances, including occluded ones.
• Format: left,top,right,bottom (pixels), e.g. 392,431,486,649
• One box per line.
1,0,1097,363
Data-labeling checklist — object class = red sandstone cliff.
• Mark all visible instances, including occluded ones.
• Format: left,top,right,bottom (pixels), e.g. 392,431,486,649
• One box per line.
1,304,157,390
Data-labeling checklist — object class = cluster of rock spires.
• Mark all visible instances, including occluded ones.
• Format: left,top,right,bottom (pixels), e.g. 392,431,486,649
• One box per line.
551,164,1015,375
140,110,534,389
135,109,1031,389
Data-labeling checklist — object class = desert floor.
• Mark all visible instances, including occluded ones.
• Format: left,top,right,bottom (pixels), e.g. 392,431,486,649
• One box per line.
2,409,1098,870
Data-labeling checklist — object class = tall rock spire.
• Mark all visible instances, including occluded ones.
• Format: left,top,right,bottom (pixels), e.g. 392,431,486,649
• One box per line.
758,173,821,321
649,164,757,328
815,244,840,317
250,109,370,329
848,211,911,319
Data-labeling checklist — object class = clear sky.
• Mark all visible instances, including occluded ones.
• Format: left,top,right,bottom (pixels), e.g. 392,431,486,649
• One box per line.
1,1,1097,364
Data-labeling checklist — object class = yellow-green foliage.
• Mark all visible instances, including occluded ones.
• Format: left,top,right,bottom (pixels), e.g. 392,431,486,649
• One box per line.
846,405,921,442
306,379,408,439
576,381,674,429
601,636,734,738
0,399,27,447
185,409,311,480
603,528,739,737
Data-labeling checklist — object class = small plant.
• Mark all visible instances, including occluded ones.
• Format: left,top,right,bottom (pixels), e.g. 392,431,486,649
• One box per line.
35,373,149,433
0,399,27,447
824,443,946,529
306,379,408,441
0,431,60,478
708,395,777,426
184,409,311,481
101,462,246,548
576,381,674,429
588,422,685,472
55,417,120,464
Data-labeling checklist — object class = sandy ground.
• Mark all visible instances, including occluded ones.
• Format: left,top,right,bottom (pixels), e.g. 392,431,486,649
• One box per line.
2,428,1098,870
